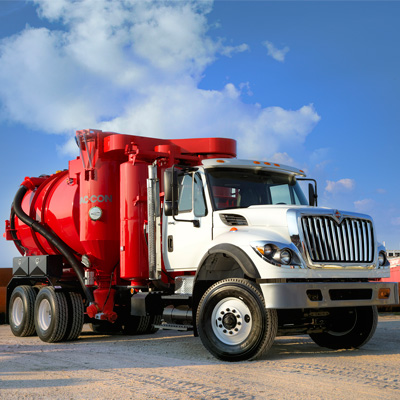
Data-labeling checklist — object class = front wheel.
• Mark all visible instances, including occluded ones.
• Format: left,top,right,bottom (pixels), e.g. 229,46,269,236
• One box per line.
309,306,378,350
196,278,277,362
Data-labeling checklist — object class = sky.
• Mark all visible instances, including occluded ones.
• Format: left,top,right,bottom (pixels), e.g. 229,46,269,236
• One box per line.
0,0,399,266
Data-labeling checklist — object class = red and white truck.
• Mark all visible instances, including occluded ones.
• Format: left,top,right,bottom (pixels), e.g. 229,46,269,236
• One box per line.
5,129,398,361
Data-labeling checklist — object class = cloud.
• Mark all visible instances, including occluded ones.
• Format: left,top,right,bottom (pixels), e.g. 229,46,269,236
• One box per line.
354,198,375,213
263,40,290,62
309,147,330,167
0,0,320,160
270,152,295,165
325,178,355,194
220,43,249,57
392,217,400,226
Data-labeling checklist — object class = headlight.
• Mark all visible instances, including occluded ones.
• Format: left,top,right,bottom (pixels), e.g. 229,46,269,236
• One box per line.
252,242,301,268
378,251,387,266
279,249,292,265
264,244,274,256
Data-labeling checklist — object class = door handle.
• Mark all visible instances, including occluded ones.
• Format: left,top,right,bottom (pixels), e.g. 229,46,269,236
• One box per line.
168,235,173,252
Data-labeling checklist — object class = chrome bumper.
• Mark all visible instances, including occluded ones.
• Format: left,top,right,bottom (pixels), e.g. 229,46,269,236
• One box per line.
259,281,399,309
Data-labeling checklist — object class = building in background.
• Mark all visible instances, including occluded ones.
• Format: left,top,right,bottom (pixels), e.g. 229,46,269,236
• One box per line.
387,250,400,259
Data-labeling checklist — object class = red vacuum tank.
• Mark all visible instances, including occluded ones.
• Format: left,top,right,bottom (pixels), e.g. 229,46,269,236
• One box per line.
10,129,237,283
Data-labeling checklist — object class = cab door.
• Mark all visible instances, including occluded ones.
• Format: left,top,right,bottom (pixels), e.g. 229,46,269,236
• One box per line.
162,170,212,272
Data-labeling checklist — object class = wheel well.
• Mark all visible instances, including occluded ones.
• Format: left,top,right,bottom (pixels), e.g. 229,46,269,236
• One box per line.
192,244,260,335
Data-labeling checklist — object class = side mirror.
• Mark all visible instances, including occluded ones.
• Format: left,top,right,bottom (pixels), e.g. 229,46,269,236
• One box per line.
308,183,318,207
164,168,179,216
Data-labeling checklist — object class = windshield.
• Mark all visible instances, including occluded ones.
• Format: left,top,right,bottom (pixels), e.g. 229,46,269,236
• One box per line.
206,168,308,210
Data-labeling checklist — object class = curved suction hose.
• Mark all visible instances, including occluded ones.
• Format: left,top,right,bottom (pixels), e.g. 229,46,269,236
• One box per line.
12,180,94,304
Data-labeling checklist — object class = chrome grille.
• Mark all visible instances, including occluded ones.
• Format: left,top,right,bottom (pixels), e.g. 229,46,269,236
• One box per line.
301,216,374,263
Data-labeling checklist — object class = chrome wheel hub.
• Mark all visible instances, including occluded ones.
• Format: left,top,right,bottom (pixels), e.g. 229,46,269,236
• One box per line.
12,297,24,327
38,299,52,330
211,297,252,345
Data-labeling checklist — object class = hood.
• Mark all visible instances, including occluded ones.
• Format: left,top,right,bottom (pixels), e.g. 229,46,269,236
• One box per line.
217,205,306,228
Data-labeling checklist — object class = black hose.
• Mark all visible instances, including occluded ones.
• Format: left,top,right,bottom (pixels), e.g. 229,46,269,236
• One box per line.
10,207,28,255
12,185,94,303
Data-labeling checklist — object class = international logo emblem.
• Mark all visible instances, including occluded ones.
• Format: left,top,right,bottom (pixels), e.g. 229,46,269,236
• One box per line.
333,210,344,224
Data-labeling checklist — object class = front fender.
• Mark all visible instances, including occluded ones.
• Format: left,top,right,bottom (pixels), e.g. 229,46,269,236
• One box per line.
195,243,260,281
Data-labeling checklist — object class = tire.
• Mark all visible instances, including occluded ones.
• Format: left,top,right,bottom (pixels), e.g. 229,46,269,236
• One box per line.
196,278,278,362
9,286,37,337
34,286,68,343
309,306,378,350
90,321,121,334
122,315,151,335
63,292,84,341
146,314,162,334
122,313,162,335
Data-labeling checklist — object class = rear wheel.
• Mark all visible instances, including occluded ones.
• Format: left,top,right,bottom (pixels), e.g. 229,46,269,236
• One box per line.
309,306,378,350
63,292,84,341
34,286,68,343
122,315,151,335
196,278,278,362
90,321,121,334
146,314,162,334
9,286,37,337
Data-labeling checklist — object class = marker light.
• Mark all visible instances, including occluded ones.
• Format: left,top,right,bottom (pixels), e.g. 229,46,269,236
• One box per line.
378,288,391,299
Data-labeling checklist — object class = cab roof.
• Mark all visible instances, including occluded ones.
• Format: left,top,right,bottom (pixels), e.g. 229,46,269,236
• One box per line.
201,158,306,177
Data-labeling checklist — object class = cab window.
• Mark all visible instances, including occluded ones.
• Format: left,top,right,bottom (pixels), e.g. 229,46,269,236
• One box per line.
178,172,207,217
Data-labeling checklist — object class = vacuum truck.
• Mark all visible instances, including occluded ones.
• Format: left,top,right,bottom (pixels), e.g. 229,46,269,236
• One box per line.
5,129,398,361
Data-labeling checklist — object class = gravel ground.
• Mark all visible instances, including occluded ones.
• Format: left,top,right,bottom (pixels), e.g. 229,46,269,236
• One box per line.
1,315,400,400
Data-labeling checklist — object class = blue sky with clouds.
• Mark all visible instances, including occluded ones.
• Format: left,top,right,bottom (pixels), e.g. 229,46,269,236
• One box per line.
0,0,399,265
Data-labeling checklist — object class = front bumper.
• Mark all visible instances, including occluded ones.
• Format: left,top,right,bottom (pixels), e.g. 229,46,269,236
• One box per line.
258,281,399,309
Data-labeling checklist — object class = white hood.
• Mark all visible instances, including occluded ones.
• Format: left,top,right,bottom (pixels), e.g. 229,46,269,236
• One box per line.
220,205,302,228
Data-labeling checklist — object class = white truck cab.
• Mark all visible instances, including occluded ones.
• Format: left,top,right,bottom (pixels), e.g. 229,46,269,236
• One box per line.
162,158,398,361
